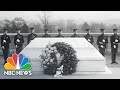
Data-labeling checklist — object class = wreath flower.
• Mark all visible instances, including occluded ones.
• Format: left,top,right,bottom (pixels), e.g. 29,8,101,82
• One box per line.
40,42,79,75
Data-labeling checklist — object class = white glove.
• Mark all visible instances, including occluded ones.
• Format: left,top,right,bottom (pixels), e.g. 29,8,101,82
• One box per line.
101,45,103,48
113,42,115,44
102,39,105,42
17,39,20,42
115,39,118,42
88,39,90,42
2,46,4,49
113,45,116,48
3,40,6,43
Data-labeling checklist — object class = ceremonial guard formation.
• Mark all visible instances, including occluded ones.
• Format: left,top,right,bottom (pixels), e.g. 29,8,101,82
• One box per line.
56,29,64,38
14,28,24,54
1,28,11,64
71,29,80,37
110,29,120,64
27,27,37,44
1,27,120,65
97,29,108,56
84,29,94,44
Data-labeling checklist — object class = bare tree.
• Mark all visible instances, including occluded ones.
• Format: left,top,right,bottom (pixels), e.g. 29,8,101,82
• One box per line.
100,22,107,29
0,19,13,32
38,11,52,31
0,20,4,32
78,24,83,33
107,24,118,33
106,25,113,33
117,25,120,33
90,23,101,33
111,24,118,29
28,22,43,33
13,17,26,28
66,19,77,33
3,19,12,28
55,19,66,33
81,22,90,32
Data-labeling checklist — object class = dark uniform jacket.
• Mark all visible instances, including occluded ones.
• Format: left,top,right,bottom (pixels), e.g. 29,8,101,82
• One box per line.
42,34,51,37
110,34,120,48
56,34,64,38
71,34,80,37
14,34,24,47
97,34,108,49
1,34,11,48
84,34,94,44
27,33,37,44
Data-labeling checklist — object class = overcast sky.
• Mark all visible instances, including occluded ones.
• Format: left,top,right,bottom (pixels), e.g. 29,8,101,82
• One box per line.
0,11,120,23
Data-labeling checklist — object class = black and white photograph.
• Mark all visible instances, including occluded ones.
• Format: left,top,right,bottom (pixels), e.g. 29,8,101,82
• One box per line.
0,11,120,79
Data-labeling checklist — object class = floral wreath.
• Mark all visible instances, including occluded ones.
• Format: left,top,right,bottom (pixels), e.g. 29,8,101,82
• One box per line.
40,42,79,75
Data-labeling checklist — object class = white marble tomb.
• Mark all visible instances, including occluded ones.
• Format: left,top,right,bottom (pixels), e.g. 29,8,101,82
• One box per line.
20,38,112,74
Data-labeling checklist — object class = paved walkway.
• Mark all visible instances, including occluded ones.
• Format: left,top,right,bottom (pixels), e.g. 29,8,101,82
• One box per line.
0,52,120,79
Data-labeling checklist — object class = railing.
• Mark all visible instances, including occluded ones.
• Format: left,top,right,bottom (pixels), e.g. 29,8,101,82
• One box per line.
0,33,119,36
0,33,120,55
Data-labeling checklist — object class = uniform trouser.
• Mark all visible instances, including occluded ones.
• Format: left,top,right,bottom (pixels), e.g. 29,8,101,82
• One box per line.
99,48,105,56
16,46,23,54
111,47,118,63
2,48,9,64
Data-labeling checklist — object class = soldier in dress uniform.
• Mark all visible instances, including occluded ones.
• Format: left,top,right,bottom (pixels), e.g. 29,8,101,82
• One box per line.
1,28,11,64
56,29,64,38
97,29,108,56
27,27,37,44
110,28,120,64
14,28,24,54
84,29,94,44
71,29,80,37
42,29,51,37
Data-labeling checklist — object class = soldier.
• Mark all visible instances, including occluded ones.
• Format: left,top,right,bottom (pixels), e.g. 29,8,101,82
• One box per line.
27,27,37,44
42,29,51,37
97,29,108,56
1,28,11,65
56,29,64,38
71,29,80,37
84,29,94,44
14,28,24,54
110,28,120,64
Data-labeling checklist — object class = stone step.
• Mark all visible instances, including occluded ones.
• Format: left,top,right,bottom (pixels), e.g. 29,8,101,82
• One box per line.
31,66,112,75
73,66,112,74
30,61,42,72
29,59,106,72
76,60,105,71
